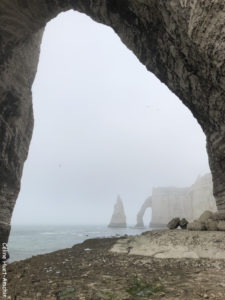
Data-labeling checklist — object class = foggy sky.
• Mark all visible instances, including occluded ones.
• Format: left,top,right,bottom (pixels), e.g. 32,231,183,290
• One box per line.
11,10,210,226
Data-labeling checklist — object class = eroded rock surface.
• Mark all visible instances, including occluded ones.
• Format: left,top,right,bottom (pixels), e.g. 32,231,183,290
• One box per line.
179,218,188,229
111,230,225,259
167,217,180,230
167,217,188,230
187,210,225,231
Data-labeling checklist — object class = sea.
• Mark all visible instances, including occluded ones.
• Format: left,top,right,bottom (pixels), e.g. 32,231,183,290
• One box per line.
8,224,154,262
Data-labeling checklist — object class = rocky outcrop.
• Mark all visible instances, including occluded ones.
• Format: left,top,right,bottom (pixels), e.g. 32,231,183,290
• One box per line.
1,1,225,254
179,218,188,229
112,230,225,259
187,210,225,231
135,196,152,228
167,217,188,230
150,174,216,226
167,218,180,230
108,196,127,228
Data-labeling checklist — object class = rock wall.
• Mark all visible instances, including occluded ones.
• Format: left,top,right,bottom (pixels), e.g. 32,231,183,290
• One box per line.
108,195,127,228
150,174,217,225
0,28,44,253
1,1,225,254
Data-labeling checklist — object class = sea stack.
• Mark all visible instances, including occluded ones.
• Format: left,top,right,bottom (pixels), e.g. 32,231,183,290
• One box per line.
108,195,127,228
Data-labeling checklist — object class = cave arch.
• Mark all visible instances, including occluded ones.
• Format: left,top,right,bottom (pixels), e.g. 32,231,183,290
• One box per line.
1,0,225,253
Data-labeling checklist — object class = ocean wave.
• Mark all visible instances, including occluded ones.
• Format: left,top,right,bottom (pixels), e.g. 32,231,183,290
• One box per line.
40,232,59,235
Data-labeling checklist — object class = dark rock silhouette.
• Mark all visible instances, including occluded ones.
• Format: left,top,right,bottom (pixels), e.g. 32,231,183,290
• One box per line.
167,218,180,230
179,218,188,229
167,217,188,229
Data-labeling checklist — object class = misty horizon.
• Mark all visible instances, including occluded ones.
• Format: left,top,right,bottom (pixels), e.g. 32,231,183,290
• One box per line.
11,10,210,226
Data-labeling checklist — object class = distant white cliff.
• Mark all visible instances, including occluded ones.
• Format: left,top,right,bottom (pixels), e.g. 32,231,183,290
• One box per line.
108,195,127,228
136,174,216,227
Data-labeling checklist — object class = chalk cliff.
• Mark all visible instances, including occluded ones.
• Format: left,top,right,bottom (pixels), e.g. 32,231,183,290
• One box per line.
108,196,127,228
136,174,216,226
150,174,216,225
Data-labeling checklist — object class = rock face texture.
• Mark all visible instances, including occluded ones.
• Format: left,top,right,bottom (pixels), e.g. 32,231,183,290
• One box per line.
187,210,225,231
135,196,152,228
167,217,181,230
0,26,44,257
1,1,225,251
111,230,225,259
108,196,127,228
150,174,216,225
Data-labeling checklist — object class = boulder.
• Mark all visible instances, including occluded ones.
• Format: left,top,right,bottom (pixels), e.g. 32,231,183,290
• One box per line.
205,220,218,231
187,220,206,231
167,218,180,230
179,218,188,229
217,221,225,231
199,211,214,223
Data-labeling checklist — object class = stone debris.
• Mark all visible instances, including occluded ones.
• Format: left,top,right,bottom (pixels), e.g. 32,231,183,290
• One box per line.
167,217,189,229
199,210,214,223
168,210,225,231
179,218,188,229
187,220,206,231
217,221,225,231
167,217,180,229
205,219,218,231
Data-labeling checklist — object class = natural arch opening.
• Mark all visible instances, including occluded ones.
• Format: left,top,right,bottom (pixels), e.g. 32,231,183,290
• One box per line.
10,10,209,230
143,207,152,227
2,2,225,261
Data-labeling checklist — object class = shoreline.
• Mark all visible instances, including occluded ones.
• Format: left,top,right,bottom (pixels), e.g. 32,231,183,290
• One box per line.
7,224,165,263
3,230,225,299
